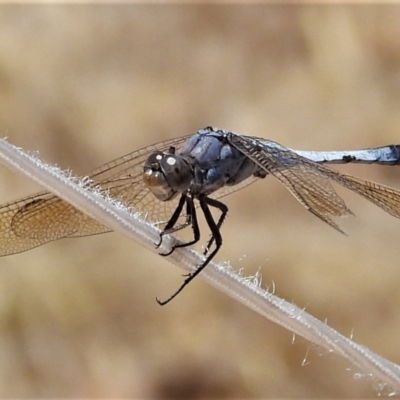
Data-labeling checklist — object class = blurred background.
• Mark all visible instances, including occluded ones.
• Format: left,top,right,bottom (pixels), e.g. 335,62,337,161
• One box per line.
0,4,399,397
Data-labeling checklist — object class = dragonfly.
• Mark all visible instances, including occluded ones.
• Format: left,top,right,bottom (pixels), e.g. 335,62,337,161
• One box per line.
1,126,400,304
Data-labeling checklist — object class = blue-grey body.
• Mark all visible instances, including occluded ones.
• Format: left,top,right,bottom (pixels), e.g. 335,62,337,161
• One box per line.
179,128,267,197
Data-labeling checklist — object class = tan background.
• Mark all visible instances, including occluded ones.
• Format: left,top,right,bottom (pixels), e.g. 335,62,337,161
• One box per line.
0,5,399,397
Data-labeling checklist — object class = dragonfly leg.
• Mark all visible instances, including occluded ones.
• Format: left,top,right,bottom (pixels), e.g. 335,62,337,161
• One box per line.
160,194,201,257
156,193,186,249
158,193,202,258
203,197,228,255
156,196,226,306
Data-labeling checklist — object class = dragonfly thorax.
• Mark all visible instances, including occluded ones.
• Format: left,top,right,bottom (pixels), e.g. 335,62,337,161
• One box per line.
143,151,193,202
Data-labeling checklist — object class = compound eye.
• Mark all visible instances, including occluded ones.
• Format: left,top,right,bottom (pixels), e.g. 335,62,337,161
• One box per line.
144,151,164,169
143,151,176,201
143,151,192,201
159,155,192,192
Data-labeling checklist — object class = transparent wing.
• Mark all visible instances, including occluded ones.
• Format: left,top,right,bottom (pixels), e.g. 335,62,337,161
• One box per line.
0,135,259,256
227,132,400,233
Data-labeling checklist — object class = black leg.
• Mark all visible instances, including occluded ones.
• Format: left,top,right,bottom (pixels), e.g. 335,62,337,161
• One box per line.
156,194,187,249
157,193,201,257
156,195,228,306
169,196,200,249
202,197,228,255
163,196,193,237
160,195,201,257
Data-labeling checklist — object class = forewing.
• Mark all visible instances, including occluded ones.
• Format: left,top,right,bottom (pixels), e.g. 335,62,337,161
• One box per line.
226,132,353,233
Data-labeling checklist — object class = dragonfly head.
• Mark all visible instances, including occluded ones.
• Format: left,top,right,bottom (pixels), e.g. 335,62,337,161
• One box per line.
143,151,193,201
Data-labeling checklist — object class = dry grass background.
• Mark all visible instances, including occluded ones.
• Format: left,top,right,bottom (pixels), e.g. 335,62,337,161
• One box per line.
0,4,400,398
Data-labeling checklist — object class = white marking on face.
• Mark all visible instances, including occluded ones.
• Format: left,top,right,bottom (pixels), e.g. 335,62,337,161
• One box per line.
166,157,176,166
156,154,163,161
